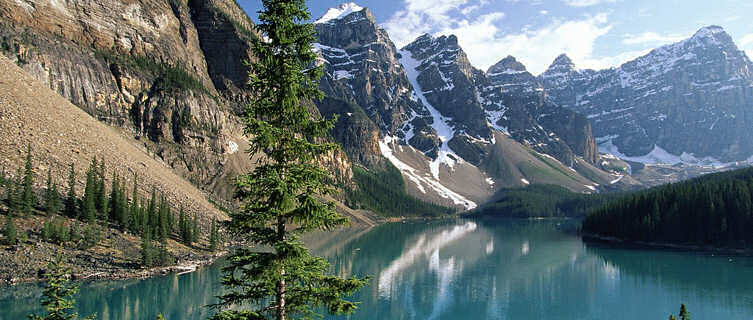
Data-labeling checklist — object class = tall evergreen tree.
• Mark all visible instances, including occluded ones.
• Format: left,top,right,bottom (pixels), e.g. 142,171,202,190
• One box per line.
81,160,96,223
211,1,366,319
7,168,21,213
44,168,61,216
190,214,198,245
95,159,107,217
2,214,17,245
22,144,35,216
128,175,140,233
64,164,77,218
178,205,190,246
27,255,97,320
141,229,154,267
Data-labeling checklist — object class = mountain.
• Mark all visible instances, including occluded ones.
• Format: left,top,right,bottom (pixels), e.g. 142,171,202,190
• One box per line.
541,26,753,165
0,0,356,201
313,4,628,209
0,0,634,214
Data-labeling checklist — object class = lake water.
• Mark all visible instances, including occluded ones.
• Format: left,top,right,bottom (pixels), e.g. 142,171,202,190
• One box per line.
2,218,753,319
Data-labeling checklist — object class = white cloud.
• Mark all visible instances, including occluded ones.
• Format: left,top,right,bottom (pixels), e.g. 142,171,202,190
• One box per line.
740,34,753,48
562,0,617,7
579,48,650,71
383,0,472,46
741,34,753,60
622,32,688,45
539,10,549,15
384,0,649,75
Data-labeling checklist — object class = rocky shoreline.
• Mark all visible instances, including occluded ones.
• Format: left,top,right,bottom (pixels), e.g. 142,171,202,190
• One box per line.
0,214,230,286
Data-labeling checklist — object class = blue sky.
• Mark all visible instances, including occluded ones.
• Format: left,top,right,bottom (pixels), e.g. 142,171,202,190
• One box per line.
238,0,753,74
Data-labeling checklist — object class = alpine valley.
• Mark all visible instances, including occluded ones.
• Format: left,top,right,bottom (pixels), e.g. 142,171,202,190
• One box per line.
2,0,752,216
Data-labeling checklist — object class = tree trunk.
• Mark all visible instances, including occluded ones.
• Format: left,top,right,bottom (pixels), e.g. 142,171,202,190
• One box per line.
277,267,286,320
276,216,286,320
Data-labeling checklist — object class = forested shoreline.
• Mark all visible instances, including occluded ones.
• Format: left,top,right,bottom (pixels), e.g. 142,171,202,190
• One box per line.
583,167,753,248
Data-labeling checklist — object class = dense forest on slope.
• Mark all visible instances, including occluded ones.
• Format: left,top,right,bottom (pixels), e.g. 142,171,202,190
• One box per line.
470,184,616,218
345,164,456,217
583,167,753,247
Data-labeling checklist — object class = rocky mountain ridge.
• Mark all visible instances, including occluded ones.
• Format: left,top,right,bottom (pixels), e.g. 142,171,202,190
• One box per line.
313,4,627,209
541,26,753,165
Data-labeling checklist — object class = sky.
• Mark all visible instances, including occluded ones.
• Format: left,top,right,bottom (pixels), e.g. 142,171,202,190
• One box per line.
238,0,753,75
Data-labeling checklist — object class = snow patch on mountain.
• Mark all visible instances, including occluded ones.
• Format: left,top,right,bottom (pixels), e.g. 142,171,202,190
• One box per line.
379,136,476,210
398,49,462,180
598,138,735,167
314,2,364,24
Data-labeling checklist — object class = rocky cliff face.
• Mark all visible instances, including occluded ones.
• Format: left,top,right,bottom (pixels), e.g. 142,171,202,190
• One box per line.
0,0,352,200
541,26,753,164
478,55,597,165
313,4,618,208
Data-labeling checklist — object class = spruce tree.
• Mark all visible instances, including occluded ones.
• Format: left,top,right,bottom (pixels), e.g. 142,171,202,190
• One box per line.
64,164,77,218
178,205,190,245
81,161,96,223
679,304,690,320
120,179,129,229
211,1,366,319
7,168,20,212
190,214,198,245
95,159,107,217
27,255,97,320
141,229,154,267
147,187,157,237
3,214,17,245
109,173,119,223
22,144,35,216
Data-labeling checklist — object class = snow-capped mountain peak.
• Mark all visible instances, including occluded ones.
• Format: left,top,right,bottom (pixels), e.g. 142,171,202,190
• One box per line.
314,2,364,24
542,25,753,164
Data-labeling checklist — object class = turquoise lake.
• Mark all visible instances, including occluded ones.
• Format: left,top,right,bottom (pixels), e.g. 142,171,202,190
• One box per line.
2,218,753,319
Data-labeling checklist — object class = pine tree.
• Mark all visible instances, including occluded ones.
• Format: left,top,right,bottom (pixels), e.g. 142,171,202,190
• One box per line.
6,168,20,212
209,218,218,251
679,304,690,320
81,161,96,223
44,168,61,216
157,195,168,241
190,214,198,245
64,164,77,219
2,214,17,245
211,1,366,318
95,159,107,217
128,175,140,233
141,229,154,267
22,144,35,216
27,255,97,320
120,179,129,229
147,186,157,237
178,205,190,246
